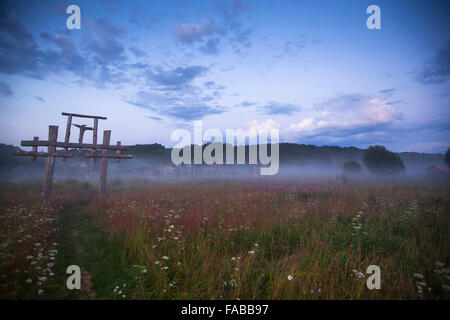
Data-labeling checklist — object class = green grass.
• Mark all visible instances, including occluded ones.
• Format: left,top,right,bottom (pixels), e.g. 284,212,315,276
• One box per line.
1,179,449,299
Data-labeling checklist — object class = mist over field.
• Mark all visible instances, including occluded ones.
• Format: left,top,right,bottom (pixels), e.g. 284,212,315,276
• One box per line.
0,0,449,305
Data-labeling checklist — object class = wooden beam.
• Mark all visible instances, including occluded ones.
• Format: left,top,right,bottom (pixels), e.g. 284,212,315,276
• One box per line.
20,140,128,150
86,153,132,159
31,137,38,161
42,126,58,199
92,117,98,163
14,151,73,158
62,112,107,120
115,141,121,162
98,130,111,198
62,115,72,162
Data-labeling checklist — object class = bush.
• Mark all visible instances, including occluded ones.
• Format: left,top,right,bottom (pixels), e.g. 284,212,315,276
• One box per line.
362,145,405,176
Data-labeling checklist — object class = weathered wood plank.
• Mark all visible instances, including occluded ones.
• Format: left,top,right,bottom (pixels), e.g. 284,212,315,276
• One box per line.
98,130,111,198
42,126,58,199
62,112,107,120
14,151,73,158
20,140,128,150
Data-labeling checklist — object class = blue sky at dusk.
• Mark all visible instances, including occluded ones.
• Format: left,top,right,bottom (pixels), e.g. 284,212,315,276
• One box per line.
0,0,449,153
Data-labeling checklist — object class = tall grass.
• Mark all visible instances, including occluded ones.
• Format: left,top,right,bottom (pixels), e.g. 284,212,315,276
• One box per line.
92,180,450,299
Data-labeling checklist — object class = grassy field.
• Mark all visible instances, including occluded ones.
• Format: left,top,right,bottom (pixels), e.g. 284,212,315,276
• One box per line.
0,178,449,299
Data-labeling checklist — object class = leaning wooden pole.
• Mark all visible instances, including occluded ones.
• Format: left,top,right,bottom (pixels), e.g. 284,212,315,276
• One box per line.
98,130,111,198
42,126,58,199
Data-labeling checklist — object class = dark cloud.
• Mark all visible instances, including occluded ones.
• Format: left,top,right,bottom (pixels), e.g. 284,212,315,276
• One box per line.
39,32,86,76
0,6,39,76
124,88,224,121
199,38,220,55
236,101,256,107
258,102,300,115
0,6,129,88
146,115,162,121
147,65,208,88
416,40,450,85
174,20,215,43
84,18,127,66
0,81,12,97
378,88,395,94
34,96,45,102
162,104,223,121
129,45,148,58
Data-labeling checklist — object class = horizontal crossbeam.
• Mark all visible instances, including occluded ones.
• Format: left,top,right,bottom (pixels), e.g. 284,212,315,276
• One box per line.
86,154,133,159
14,151,73,158
20,140,128,150
62,112,107,120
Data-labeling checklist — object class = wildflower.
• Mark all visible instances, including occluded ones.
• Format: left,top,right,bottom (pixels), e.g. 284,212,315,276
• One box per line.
162,256,169,260
248,250,255,255
435,262,444,268
254,243,259,247
442,285,450,291
413,273,424,279
37,289,44,295
318,288,322,293
155,261,160,265
231,257,236,261
287,275,294,281
26,279,32,284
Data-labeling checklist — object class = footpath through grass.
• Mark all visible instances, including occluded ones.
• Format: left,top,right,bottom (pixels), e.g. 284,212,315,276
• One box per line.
50,202,134,299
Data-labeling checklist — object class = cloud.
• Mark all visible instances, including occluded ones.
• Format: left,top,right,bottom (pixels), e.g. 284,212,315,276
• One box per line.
147,65,208,88
285,93,403,145
129,45,148,58
0,6,129,88
174,20,215,43
85,18,127,66
416,40,450,85
257,102,300,115
199,38,220,55
0,81,13,97
0,6,39,76
34,96,45,102
214,0,253,54
124,88,224,121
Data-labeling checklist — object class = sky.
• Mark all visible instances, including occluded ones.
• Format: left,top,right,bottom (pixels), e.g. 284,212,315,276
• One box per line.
0,0,449,153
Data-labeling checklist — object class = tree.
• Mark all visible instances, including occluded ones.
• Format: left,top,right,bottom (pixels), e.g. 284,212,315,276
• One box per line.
446,147,450,166
362,145,405,176
342,160,362,176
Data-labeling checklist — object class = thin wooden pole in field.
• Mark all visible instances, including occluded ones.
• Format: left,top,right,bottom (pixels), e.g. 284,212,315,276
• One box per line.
98,130,111,198
62,114,72,162
42,126,58,199
31,137,38,161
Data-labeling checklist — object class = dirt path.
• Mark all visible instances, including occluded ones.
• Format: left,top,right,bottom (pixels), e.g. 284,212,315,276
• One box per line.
52,202,130,299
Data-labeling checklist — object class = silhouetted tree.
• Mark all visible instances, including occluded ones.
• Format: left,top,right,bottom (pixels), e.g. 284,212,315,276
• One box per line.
363,145,405,176
446,147,450,166
342,160,362,176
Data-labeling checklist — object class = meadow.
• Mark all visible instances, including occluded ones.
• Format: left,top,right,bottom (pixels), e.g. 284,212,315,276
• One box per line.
0,178,449,299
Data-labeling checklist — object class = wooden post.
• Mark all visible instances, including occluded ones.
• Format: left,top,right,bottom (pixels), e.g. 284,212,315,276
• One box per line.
42,126,58,199
31,137,38,161
116,141,121,162
98,130,111,198
92,117,98,163
62,115,72,162
191,165,194,182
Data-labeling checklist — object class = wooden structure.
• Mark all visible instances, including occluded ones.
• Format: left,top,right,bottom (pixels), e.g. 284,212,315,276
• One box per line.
14,112,132,199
